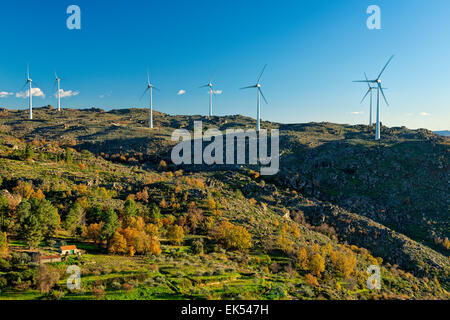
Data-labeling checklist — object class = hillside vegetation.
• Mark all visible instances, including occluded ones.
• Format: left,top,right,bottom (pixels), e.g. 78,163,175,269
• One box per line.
0,106,448,300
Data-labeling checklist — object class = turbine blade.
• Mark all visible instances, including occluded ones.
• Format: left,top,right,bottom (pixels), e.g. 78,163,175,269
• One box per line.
364,73,371,88
360,89,371,104
353,80,372,83
240,85,257,90
21,81,29,91
147,70,150,86
257,64,267,83
199,84,210,88
152,86,160,91
377,55,395,79
27,64,29,79
378,83,389,106
259,88,268,104
140,87,149,100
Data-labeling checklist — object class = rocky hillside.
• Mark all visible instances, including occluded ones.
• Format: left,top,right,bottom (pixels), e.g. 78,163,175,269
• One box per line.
0,106,448,295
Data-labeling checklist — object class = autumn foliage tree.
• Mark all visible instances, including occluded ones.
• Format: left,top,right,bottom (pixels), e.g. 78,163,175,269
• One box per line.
166,225,184,245
210,220,252,251
0,232,8,258
82,222,104,244
330,246,357,278
309,253,325,277
296,247,309,270
109,217,161,256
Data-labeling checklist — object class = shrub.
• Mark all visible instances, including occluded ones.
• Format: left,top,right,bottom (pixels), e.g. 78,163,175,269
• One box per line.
121,283,134,292
192,239,204,255
179,278,192,291
38,264,60,294
92,286,106,298
0,277,7,288
111,281,122,290
0,258,11,271
305,273,319,287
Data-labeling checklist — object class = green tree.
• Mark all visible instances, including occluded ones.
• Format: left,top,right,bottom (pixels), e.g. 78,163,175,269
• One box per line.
101,208,120,249
17,199,60,247
149,204,161,222
24,144,34,160
64,203,85,235
0,195,10,232
87,204,105,224
65,148,73,163
123,199,138,219
17,201,43,248
32,198,59,238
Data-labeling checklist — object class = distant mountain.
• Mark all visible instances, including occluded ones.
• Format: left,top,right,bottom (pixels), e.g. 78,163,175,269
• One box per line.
435,130,450,136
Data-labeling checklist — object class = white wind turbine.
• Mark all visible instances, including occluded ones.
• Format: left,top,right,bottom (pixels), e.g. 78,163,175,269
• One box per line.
199,78,217,117
240,64,268,132
54,71,62,111
354,55,394,140
21,65,34,120
359,72,387,126
140,71,159,129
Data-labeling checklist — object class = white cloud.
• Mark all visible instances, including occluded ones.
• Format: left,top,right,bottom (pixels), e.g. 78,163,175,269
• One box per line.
419,112,430,116
213,90,223,95
350,111,364,115
177,89,186,95
55,89,79,98
0,91,13,98
99,91,112,99
16,87,45,98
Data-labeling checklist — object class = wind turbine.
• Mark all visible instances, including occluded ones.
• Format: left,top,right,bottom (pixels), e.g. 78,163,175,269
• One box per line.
354,55,394,140
54,71,62,111
21,65,33,120
140,71,158,129
359,72,388,126
199,79,215,117
240,64,268,132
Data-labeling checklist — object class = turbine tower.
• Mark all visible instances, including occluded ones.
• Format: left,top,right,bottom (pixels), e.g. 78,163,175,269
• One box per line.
22,65,33,120
141,71,158,129
199,80,215,117
55,72,61,111
240,65,268,132
354,56,394,140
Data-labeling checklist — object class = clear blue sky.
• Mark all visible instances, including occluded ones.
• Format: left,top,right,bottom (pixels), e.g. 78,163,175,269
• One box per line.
0,0,449,130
